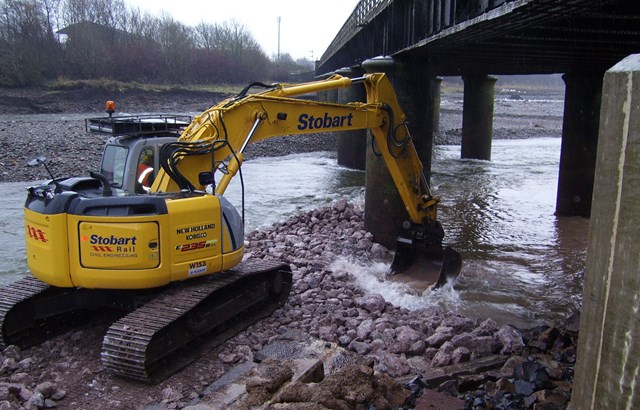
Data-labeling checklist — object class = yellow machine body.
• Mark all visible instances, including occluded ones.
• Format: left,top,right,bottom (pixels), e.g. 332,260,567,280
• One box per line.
25,194,243,289
12,73,460,383
24,73,456,290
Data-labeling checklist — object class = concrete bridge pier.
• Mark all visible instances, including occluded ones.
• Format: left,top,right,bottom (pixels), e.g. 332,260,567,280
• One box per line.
570,54,640,410
335,67,367,170
314,72,336,103
461,74,497,160
555,72,603,217
361,56,439,247
433,77,443,134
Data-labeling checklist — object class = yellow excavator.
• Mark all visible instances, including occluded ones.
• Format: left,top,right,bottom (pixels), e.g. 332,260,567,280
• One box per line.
0,73,461,382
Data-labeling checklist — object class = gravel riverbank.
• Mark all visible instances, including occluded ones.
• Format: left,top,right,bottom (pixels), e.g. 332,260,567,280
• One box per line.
0,85,564,183
0,85,574,409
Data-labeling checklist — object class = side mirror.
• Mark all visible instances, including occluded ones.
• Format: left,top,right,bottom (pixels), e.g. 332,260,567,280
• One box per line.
28,156,57,181
27,156,47,167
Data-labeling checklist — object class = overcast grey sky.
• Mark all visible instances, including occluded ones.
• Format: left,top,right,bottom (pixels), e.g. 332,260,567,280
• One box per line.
125,0,360,60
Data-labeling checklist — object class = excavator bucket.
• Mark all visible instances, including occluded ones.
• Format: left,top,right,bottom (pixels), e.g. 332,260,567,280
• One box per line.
390,237,462,291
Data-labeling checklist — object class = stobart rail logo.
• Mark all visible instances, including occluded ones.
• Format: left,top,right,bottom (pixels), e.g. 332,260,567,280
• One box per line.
297,112,354,131
82,234,137,253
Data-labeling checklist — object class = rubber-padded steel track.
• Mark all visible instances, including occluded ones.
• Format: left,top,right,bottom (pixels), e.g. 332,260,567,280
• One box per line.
0,277,147,350
0,276,52,349
101,259,292,382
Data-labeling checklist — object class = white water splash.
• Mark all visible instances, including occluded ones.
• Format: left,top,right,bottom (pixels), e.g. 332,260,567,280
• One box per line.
329,256,463,312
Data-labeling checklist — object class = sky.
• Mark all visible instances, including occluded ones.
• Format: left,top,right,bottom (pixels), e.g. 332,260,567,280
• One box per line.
124,0,361,60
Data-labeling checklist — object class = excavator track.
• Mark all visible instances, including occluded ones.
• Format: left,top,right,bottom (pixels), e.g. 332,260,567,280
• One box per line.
0,276,51,349
0,277,145,350
0,260,292,383
102,259,292,382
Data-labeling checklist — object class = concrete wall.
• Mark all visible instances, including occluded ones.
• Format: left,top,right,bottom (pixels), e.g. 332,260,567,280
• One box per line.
570,54,640,409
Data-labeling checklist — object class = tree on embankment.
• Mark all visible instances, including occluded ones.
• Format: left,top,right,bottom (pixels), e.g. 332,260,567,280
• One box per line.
0,0,310,87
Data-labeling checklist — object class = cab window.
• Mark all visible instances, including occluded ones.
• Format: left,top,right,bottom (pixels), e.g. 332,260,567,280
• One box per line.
101,145,128,188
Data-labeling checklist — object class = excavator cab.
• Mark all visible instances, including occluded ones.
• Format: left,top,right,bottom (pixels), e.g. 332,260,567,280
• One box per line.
87,114,190,193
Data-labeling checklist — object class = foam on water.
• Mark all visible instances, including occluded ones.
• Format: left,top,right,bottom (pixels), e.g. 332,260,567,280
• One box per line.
329,257,464,312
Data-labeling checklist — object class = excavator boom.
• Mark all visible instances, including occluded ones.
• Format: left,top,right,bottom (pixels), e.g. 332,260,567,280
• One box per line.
153,74,439,227
152,73,461,285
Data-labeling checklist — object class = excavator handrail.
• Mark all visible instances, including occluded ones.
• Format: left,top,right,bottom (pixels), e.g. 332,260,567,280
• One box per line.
86,114,191,137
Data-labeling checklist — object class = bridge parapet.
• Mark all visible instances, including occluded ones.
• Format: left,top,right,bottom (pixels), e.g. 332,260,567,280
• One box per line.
320,0,513,71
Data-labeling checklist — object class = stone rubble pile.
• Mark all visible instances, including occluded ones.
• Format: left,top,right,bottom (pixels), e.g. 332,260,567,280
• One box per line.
0,200,577,409
0,346,67,409
200,200,577,409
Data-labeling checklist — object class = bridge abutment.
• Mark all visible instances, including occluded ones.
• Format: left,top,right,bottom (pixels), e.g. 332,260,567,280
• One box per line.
556,72,603,216
461,74,497,160
336,67,367,170
570,54,640,410
361,57,439,247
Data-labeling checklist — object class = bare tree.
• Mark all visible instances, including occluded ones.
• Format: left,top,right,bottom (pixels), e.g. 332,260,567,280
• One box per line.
191,19,269,82
154,13,194,83
62,0,125,28
0,0,60,85
0,0,282,86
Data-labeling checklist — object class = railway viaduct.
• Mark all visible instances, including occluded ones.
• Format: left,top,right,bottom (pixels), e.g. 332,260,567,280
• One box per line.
314,1,640,408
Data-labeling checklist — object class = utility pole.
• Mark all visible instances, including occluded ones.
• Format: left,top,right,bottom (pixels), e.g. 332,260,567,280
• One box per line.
277,16,281,60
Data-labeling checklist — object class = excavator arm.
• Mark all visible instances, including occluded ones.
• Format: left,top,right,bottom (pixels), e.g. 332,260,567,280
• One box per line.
150,72,461,286
151,73,438,226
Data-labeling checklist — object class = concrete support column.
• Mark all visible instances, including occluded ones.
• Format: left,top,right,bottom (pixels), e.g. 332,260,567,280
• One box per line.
361,56,438,247
325,87,339,104
314,72,335,103
336,67,367,170
433,77,443,134
461,74,497,160
555,72,603,216
315,71,339,103
570,54,640,410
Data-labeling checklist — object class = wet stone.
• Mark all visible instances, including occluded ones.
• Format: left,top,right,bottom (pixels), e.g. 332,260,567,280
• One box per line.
514,379,535,396
496,325,525,354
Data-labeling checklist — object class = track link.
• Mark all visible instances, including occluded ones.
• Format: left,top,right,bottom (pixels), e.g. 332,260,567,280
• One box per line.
101,259,292,382
0,276,51,349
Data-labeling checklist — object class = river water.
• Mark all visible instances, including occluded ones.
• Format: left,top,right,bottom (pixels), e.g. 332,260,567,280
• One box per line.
0,138,587,328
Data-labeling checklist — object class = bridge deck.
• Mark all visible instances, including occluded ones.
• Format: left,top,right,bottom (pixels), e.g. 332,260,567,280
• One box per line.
318,0,640,75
